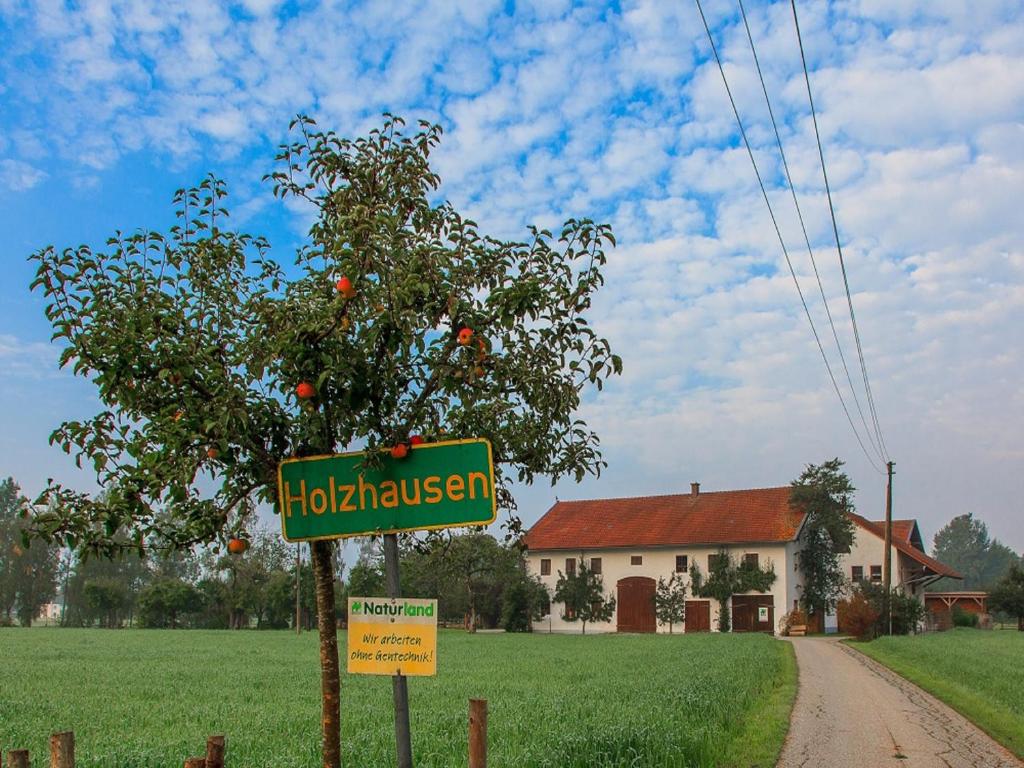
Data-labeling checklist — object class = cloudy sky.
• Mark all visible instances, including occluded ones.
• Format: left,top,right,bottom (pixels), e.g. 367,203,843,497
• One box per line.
1,0,1021,555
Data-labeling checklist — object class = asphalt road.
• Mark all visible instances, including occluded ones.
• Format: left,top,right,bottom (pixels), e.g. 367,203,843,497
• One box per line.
777,637,1021,768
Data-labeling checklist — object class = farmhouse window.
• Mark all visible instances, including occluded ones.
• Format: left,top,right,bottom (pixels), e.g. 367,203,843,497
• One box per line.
708,553,727,571
630,555,643,566
851,565,863,582
743,553,759,569
565,558,576,576
870,565,882,582
675,555,688,573
590,557,603,574
540,558,551,576
565,605,576,620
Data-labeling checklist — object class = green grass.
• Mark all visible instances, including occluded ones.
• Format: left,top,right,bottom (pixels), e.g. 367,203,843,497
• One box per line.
0,628,795,768
852,629,1024,758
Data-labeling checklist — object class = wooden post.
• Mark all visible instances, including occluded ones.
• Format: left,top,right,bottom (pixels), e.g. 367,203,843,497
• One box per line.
49,732,74,768
7,752,30,768
383,533,413,768
469,699,487,768
183,758,205,768
205,736,224,768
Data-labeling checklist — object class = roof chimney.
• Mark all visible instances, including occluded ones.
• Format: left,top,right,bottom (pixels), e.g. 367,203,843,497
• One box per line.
690,482,700,496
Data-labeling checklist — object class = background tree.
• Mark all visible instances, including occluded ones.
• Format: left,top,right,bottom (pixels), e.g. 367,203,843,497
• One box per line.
0,478,60,626
790,458,856,622
27,115,619,767
654,573,687,633
690,551,776,632
63,543,149,626
929,513,1020,591
553,556,616,634
83,578,130,628
989,564,1024,630
137,577,202,628
0,477,25,622
500,564,548,632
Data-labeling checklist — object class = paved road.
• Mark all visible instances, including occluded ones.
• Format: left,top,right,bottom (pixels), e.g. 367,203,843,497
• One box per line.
777,637,1021,768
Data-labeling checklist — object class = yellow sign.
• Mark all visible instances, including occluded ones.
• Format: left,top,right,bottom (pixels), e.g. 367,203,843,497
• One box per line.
347,597,438,676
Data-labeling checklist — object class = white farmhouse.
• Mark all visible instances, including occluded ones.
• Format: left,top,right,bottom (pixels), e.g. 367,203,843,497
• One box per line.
523,483,960,634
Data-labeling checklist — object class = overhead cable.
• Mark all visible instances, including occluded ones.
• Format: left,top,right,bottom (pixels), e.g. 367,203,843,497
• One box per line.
692,0,884,473
790,0,890,461
737,0,885,464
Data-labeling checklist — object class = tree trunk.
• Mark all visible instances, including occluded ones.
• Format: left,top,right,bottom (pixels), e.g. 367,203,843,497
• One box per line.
312,539,341,768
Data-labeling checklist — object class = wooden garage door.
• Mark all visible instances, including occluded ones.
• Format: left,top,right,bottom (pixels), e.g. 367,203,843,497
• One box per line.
685,600,711,633
616,577,656,633
731,595,775,633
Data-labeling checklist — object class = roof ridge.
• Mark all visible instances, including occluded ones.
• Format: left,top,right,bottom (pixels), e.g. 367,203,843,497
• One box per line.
551,485,792,505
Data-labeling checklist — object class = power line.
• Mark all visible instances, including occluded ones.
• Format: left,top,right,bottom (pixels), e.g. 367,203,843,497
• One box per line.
790,0,890,461
737,0,885,464
692,0,884,474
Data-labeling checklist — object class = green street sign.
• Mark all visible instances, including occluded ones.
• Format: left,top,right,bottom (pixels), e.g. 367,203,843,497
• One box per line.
277,438,496,542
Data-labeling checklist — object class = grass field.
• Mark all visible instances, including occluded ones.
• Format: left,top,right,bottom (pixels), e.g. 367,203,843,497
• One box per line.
0,628,795,768
853,629,1024,758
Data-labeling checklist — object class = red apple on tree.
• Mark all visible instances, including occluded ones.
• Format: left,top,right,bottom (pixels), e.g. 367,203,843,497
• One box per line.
409,434,425,445
296,381,316,400
390,443,409,459
457,327,473,345
336,276,355,299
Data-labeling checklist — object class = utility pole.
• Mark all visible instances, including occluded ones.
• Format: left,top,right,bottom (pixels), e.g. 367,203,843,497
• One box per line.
295,543,302,635
883,461,894,635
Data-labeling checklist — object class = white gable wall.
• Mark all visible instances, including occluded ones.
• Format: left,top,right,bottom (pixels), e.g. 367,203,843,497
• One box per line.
526,543,793,634
838,525,928,600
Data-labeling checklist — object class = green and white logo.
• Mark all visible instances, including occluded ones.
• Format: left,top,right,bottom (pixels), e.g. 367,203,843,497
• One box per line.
351,601,362,614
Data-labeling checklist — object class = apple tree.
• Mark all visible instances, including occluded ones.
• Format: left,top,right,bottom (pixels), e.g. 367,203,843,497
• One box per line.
27,115,621,767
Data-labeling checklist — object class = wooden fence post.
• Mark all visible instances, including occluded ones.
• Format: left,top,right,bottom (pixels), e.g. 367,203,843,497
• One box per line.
469,698,487,768
183,758,205,768
49,732,74,768
6,751,30,768
205,735,225,768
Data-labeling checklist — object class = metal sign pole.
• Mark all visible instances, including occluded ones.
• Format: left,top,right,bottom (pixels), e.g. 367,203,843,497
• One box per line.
383,533,413,768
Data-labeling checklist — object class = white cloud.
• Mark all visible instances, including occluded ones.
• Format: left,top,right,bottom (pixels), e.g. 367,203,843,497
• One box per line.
2,0,1024,550
0,158,48,190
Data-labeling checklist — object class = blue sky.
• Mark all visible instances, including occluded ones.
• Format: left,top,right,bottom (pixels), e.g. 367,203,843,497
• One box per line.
1,0,1022,554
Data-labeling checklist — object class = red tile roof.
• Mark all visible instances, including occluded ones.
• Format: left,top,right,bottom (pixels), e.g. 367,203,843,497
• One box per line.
523,486,804,550
869,519,920,549
850,514,962,579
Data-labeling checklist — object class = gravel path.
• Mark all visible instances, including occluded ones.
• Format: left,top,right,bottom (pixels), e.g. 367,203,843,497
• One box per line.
777,637,1021,768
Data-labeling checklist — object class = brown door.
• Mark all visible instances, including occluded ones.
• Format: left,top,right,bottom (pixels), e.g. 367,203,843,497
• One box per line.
732,595,775,633
684,600,710,633
616,577,656,633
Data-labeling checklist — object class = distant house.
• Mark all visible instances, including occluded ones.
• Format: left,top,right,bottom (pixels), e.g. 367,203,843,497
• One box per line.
523,483,961,634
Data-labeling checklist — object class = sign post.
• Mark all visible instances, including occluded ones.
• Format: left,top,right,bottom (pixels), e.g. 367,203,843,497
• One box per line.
278,438,495,768
384,535,413,768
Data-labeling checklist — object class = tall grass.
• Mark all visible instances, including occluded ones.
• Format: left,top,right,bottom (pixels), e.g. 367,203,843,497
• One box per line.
0,629,794,767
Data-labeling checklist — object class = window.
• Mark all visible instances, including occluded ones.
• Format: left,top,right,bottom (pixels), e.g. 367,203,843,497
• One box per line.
540,558,551,576
870,565,882,582
675,555,688,573
565,558,576,576
630,555,643,566
590,557,602,574
708,553,727,571
851,565,863,582
743,553,759,569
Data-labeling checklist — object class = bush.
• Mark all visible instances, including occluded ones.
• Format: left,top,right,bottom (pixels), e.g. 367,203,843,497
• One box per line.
837,591,880,640
855,581,925,636
952,606,979,628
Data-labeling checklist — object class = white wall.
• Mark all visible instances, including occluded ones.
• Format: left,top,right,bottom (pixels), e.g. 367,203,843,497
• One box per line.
839,526,924,599
526,543,791,634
